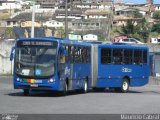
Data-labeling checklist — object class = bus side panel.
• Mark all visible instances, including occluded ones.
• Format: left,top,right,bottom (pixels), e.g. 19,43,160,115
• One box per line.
97,65,123,88
129,65,149,87
63,63,91,90
97,64,149,88
72,64,91,90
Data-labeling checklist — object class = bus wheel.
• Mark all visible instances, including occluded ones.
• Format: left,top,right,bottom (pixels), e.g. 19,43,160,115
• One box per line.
83,80,88,93
62,82,68,96
23,89,29,96
121,78,129,93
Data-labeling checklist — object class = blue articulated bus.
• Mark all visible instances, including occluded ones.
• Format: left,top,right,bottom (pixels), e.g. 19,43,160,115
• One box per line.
10,37,149,95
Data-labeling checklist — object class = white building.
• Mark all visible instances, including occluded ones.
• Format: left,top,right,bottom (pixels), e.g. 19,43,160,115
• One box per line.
155,4,160,10
68,34,82,40
75,3,112,10
83,34,98,41
84,9,110,19
0,19,19,27
0,0,22,10
43,20,64,28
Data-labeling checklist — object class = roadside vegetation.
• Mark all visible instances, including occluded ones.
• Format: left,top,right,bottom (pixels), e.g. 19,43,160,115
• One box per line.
113,10,160,43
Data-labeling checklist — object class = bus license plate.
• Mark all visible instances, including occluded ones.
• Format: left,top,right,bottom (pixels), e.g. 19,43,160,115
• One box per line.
30,84,38,87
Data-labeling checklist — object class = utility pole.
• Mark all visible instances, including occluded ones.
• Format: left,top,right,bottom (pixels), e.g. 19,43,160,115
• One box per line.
65,0,68,39
31,0,35,38
109,0,114,41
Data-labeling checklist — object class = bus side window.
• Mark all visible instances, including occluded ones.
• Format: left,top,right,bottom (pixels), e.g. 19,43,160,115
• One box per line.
82,48,86,63
101,48,111,64
134,50,142,64
59,46,66,64
143,50,147,64
67,46,71,63
74,46,81,63
70,46,75,63
112,49,123,64
60,55,65,63
124,49,133,64
64,45,69,63
86,47,91,63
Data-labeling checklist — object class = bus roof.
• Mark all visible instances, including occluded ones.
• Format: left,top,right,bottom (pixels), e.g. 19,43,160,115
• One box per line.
16,37,148,49
17,37,95,47
98,43,148,49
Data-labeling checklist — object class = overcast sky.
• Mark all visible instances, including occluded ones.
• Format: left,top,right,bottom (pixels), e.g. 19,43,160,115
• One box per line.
123,0,160,4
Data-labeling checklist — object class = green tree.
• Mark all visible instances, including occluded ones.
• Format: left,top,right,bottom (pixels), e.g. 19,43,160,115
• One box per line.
152,11,160,19
151,24,160,33
139,18,150,42
5,27,14,38
150,32,159,38
121,17,150,43
122,20,134,35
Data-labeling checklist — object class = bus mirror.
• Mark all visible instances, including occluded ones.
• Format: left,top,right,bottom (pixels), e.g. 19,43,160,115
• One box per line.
59,46,67,56
10,46,15,61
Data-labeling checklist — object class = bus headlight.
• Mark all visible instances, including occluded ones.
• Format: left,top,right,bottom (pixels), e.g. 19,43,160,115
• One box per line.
16,78,22,82
48,78,55,83
16,78,20,81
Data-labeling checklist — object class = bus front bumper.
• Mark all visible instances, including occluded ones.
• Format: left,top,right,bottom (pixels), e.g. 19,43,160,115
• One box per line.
14,80,65,91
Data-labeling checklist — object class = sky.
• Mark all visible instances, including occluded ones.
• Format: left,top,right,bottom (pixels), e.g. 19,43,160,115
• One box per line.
123,0,160,4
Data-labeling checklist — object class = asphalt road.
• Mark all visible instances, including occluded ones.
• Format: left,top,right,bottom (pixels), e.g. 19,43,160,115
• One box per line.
0,76,160,114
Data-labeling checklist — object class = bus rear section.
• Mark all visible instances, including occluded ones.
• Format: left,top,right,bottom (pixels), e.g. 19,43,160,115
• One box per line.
91,44,149,92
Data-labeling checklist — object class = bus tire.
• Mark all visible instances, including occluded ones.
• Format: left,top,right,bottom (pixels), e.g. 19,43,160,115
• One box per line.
62,82,68,96
83,80,88,93
23,89,29,96
121,78,129,93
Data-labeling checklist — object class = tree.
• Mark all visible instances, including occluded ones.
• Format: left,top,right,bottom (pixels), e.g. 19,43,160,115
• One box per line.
121,17,150,43
122,20,134,35
152,11,160,19
150,32,159,38
139,18,150,43
151,24,160,33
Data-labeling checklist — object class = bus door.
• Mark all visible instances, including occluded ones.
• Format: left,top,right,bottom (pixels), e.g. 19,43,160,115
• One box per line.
58,46,66,81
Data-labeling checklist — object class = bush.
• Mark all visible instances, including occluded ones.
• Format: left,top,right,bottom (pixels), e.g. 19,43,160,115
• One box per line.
151,24,160,33
152,11,160,19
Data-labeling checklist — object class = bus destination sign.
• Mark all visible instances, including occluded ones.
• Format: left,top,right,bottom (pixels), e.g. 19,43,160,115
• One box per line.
22,41,53,46
17,40,56,47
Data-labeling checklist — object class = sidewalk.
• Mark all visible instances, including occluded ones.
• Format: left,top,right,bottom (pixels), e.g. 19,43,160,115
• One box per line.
149,76,160,85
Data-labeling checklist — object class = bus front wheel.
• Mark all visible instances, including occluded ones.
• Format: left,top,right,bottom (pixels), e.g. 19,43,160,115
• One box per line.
62,82,68,96
23,89,29,96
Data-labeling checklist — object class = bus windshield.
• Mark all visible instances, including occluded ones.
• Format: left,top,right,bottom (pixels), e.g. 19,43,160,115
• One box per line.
15,40,57,78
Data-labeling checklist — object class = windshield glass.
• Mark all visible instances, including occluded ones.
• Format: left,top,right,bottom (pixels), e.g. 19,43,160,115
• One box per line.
15,40,57,78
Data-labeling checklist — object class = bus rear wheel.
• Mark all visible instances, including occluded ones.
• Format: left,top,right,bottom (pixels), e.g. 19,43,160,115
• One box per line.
23,89,29,96
83,80,88,93
121,78,129,93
